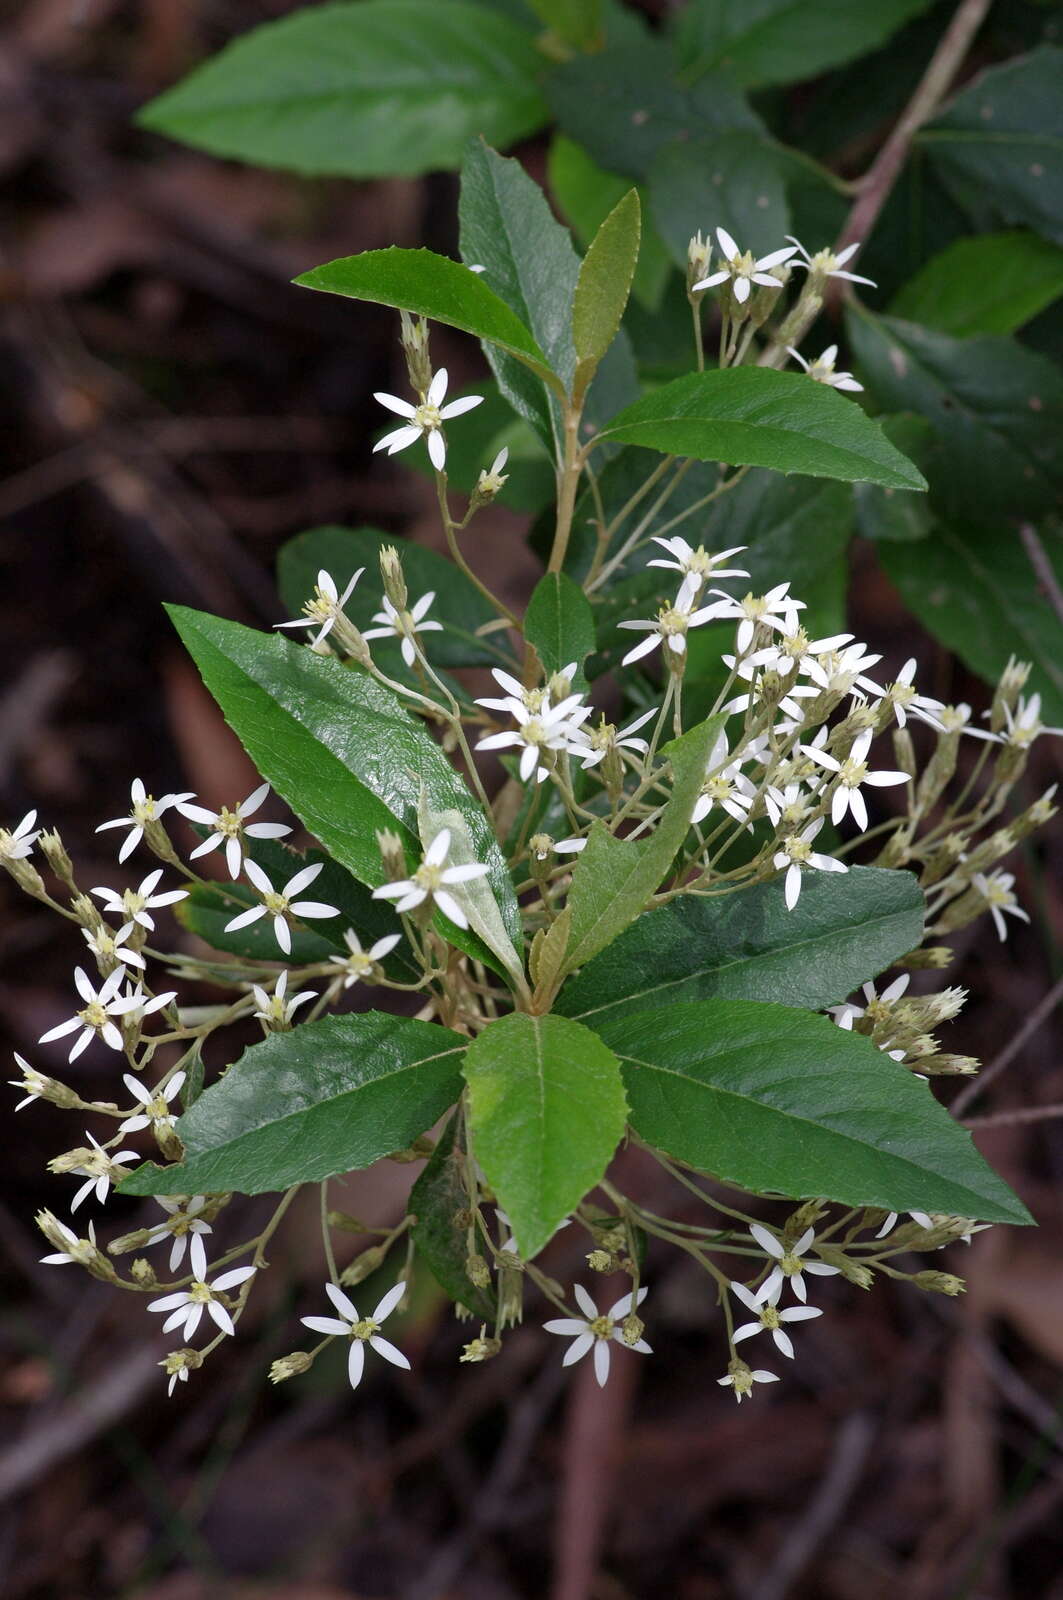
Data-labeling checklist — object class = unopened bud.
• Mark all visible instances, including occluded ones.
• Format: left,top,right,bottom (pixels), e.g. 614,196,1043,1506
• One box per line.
465,1252,492,1290
376,829,408,883
902,945,954,969
399,310,433,396
913,1270,966,1296
784,1201,825,1244
816,1245,873,1290
130,1257,157,1288
990,656,1030,731
587,1249,613,1273
687,230,712,295
108,1227,152,1256
620,1312,645,1346
379,545,408,611
3,855,46,896
38,829,75,886
1011,784,1058,842
270,1350,314,1382
340,1246,386,1286
470,447,509,508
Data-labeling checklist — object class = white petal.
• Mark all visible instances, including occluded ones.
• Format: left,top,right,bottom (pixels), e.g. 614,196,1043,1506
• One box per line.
374,391,417,418
750,1224,785,1259
347,1340,366,1389
573,1284,598,1319
716,226,739,260
593,1340,611,1386
369,1335,410,1370
373,1281,405,1322
561,1332,594,1367
427,428,446,472
434,890,468,928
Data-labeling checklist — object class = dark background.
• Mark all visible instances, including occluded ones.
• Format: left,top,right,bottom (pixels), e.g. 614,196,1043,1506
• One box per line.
1,4,1061,1598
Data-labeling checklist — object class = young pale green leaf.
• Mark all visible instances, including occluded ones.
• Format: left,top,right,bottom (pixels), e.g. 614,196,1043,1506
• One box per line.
137,0,548,179
890,232,1063,338
410,1110,497,1322
548,135,671,311
879,520,1063,722
417,797,525,989
560,714,725,978
919,47,1063,246
847,309,1063,524
167,607,522,961
462,1012,628,1258
599,1000,1032,1225
571,188,641,394
459,140,580,444
596,368,927,490
558,867,924,1028
277,525,510,670
294,248,557,389
523,572,596,679
526,0,602,48
674,0,935,89
120,1013,467,1196
649,133,790,265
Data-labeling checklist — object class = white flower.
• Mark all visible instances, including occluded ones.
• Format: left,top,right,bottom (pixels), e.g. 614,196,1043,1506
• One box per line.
874,1209,934,1239
747,614,855,682
145,1196,213,1273
832,1005,909,1066
617,578,726,666
749,1224,841,1304
39,966,148,1061
879,658,945,730
772,819,848,910
731,1280,822,1358
328,929,402,989
801,728,909,831
118,1070,187,1135
787,344,863,392
475,665,555,720
938,703,999,742
301,1280,411,1390
707,582,804,656
475,694,591,783
646,538,749,589
476,447,509,497
973,870,1030,941
372,368,483,472
543,1284,651,1387
371,828,489,931
176,782,292,879
830,971,910,1029
0,809,39,862
802,639,884,698
9,1053,49,1111
96,779,193,863
223,860,340,956
692,227,798,305
40,1217,98,1268
717,1362,779,1402
573,708,656,771
81,918,146,972
251,970,318,1029
91,869,188,932
275,568,363,649
67,1131,140,1210
362,591,444,669
691,730,757,826
786,236,876,288
721,652,822,723
1001,692,1062,749
148,1235,257,1340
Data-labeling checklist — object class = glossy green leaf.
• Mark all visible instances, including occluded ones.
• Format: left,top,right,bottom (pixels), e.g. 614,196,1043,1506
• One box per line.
919,47,1063,245
674,0,935,89
294,248,556,388
648,132,790,264
600,1000,1032,1224
167,607,522,959
879,520,1063,722
277,526,510,670
890,232,1063,338
138,0,548,179
572,188,641,389
548,135,671,310
596,368,927,489
847,309,1063,524
558,867,924,1028
852,415,937,543
410,1111,497,1321
462,1011,627,1257
121,1013,467,1196
560,714,725,977
523,572,596,679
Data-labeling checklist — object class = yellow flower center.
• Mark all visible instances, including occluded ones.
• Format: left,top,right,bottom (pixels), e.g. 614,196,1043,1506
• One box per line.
589,1315,614,1341
80,1001,109,1031
352,1317,380,1342
413,402,442,431
414,862,445,893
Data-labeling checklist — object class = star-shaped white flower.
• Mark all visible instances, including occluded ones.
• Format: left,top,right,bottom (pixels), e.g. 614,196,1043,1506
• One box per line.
801,728,909,832
878,657,945,730
691,731,758,828
145,1196,214,1273
39,966,151,1061
1000,692,1063,749
646,538,749,589
731,1280,822,1358
40,1216,99,1268
223,860,339,956
692,227,798,304
9,1053,49,1112
475,665,575,720
148,1234,257,1340
476,447,509,498
119,1070,187,1135
67,1130,140,1210
707,582,805,657
543,1284,651,1387
176,783,292,879
749,1224,840,1304
717,1361,779,1403
802,639,884,698
572,708,656,771
773,820,848,910
96,779,194,863
475,694,591,783
787,344,863,391
301,1280,411,1390
371,828,489,930
362,591,444,668
785,236,876,288
617,577,726,666
251,970,318,1029
829,971,910,1029
0,809,40,862
973,870,1030,941
275,568,363,649
372,368,483,472
328,929,402,990
91,869,188,932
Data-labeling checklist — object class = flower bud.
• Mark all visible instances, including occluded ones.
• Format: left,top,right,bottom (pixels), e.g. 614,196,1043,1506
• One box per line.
270,1350,314,1382
399,310,433,396
815,1245,873,1289
38,828,75,886
130,1257,157,1288
901,945,954,969
587,1249,614,1273
376,829,408,882
470,447,509,509
379,545,408,612
686,230,712,296
70,892,104,930
990,655,1030,731
465,1252,492,1290
913,1270,966,1296
620,1312,645,1346
340,1246,386,1286
2,855,46,896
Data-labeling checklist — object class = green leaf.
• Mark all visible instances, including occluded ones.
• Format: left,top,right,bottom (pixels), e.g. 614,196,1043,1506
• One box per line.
523,572,596,679
879,520,1063,723
852,415,937,543
648,133,791,264
847,309,1063,524
294,248,557,389
526,0,602,48
558,867,924,1028
919,47,1063,246
120,1013,467,1196
138,0,548,179
560,714,725,977
459,140,580,443
890,232,1063,338
674,0,935,89
462,1012,627,1257
596,368,927,489
548,135,671,310
410,1110,497,1322
599,1000,1032,1225
167,607,522,961
572,188,641,391
277,526,509,671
